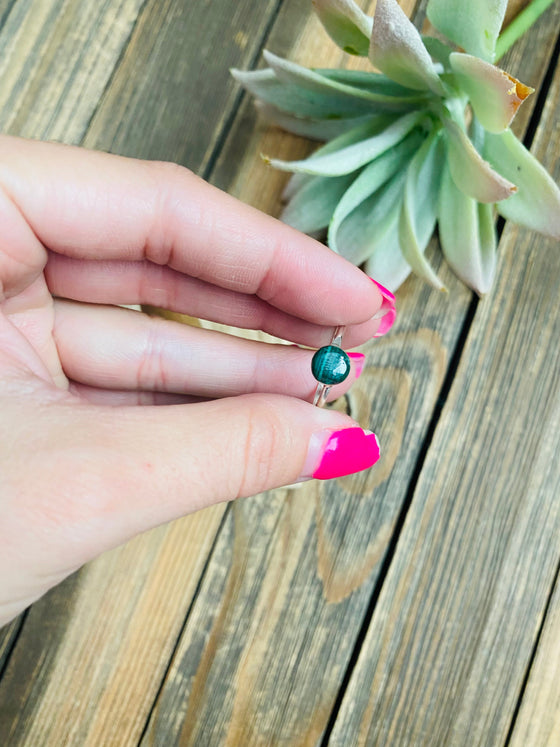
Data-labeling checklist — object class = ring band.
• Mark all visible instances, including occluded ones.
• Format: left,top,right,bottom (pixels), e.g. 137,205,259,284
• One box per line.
312,326,348,407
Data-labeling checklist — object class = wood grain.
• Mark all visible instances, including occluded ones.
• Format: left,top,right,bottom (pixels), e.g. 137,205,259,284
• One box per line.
0,515,228,745
330,49,560,747
83,0,282,170
509,571,560,747
0,617,23,676
140,3,560,746
0,0,147,142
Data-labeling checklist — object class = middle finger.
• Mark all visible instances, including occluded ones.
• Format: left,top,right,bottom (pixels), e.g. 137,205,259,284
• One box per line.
46,255,384,348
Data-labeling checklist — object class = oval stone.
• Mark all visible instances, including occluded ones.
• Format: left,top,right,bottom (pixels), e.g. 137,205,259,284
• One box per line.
311,345,351,386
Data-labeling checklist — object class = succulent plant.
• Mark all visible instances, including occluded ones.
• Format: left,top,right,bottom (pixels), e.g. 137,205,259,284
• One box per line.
232,0,560,294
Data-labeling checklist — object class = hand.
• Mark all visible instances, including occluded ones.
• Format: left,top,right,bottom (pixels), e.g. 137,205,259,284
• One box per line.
0,136,391,626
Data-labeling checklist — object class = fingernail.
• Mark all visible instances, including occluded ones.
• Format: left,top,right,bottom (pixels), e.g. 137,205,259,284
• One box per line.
348,352,365,378
300,427,380,480
373,307,397,337
369,278,396,311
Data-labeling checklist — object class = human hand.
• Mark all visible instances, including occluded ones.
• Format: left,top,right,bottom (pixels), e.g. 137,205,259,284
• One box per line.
0,136,393,626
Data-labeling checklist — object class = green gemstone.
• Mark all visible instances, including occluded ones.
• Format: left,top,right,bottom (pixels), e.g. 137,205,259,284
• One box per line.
311,345,351,385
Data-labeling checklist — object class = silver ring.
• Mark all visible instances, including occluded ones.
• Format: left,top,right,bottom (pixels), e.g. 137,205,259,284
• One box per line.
312,326,346,407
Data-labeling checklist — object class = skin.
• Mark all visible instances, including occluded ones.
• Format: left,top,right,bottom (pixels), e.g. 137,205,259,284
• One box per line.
0,136,384,626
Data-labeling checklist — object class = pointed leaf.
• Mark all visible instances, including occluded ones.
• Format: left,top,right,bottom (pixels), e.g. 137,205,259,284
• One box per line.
281,124,371,201
398,131,446,290
263,51,421,106
369,0,445,95
328,129,422,252
439,162,497,294
364,216,412,292
422,36,453,68
312,0,373,55
280,172,357,233
267,110,424,175
256,101,375,141
450,53,533,133
427,0,507,62
316,69,430,107
444,119,516,202
334,171,406,265
485,128,560,239
230,68,375,118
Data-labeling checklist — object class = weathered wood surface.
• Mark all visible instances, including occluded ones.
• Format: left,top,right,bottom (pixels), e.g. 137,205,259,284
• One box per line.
0,617,21,676
509,571,560,747
0,0,558,745
0,0,146,141
330,50,560,747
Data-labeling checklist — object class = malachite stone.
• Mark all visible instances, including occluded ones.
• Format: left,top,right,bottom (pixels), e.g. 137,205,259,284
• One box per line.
311,345,351,386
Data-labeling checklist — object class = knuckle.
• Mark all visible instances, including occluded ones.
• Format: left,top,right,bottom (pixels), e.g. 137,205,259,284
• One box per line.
137,316,169,391
235,397,290,498
143,160,198,266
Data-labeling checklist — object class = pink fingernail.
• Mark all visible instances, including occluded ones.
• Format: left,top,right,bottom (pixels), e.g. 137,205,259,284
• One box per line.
369,278,396,311
373,306,396,337
300,427,380,480
348,352,365,378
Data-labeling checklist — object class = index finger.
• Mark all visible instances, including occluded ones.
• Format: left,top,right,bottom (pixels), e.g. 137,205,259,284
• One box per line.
0,135,382,326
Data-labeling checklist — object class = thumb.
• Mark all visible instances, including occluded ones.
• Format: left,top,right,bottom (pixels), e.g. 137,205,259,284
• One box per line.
53,394,380,559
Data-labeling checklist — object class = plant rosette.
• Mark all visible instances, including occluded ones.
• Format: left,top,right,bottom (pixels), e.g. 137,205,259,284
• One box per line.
232,0,560,295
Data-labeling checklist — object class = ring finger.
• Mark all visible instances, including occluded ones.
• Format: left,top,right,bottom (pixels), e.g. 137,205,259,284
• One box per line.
53,301,366,402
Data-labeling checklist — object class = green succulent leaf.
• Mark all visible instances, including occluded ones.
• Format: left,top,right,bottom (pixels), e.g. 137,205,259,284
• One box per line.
267,110,425,175
444,118,517,203
316,68,430,106
422,36,454,68
256,102,375,141
281,125,369,201
282,171,312,202
231,68,375,118
370,0,445,96
328,129,422,252
364,215,412,293
439,162,497,294
398,130,446,290
334,171,406,265
263,51,423,107
449,53,533,133
427,0,508,62
485,128,560,239
280,171,357,233
312,0,373,56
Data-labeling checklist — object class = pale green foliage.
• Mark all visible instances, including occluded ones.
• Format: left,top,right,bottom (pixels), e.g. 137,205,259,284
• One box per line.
427,0,508,62
232,0,560,294
312,0,372,55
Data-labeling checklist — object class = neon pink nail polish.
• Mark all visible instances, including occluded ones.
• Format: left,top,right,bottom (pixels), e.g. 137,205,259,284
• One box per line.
348,352,365,378
374,307,397,337
301,428,380,480
369,278,396,311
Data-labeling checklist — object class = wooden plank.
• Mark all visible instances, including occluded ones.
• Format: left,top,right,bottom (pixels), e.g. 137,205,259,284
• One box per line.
0,617,23,675
509,570,560,747
329,54,560,747
0,516,226,745
0,0,147,142
82,0,282,170
140,3,560,745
